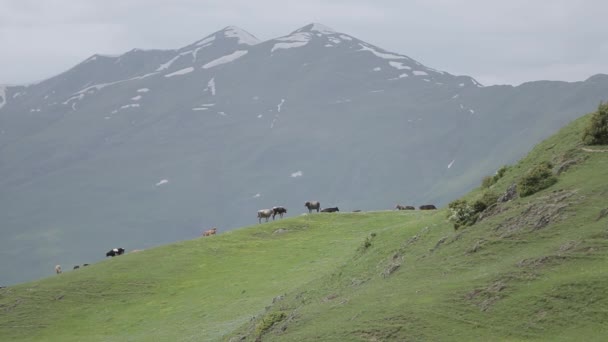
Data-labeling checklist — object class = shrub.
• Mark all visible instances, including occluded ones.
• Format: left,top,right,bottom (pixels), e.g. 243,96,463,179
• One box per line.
582,102,608,145
448,199,475,230
481,165,510,189
255,312,286,337
518,161,558,197
481,176,495,189
472,192,499,213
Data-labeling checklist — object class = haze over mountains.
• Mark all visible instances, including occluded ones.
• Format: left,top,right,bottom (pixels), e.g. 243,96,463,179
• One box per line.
1,23,607,285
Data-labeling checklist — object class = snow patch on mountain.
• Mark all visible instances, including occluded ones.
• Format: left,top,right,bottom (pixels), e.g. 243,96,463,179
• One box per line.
156,55,181,71
272,32,312,52
165,67,194,77
290,171,303,178
339,34,353,41
389,61,411,70
0,86,6,110
137,88,149,93
412,70,429,76
358,44,406,60
121,104,140,109
277,99,285,112
155,179,169,186
63,93,84,105
206,78,216,96
131,95,142,101
447,160,455,169
202,50,248,69
192,107,209,111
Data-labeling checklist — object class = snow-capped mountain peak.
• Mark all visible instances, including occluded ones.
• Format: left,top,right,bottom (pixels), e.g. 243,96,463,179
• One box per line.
292,23,336,35
220,26,260,45
191,26,260,48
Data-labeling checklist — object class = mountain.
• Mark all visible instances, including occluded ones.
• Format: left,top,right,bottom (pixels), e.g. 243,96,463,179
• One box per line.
1,23,608,286
1,112,607,341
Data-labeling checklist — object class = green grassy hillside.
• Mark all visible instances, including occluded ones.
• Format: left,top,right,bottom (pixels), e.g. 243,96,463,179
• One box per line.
1,114,608,341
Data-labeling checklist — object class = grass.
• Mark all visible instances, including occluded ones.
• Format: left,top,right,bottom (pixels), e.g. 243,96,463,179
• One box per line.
1,114,608,341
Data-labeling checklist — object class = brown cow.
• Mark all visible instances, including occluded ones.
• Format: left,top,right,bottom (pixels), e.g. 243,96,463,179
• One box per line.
395,204,415,210
305,201,320,213
257,209,273,223
203,227,217,236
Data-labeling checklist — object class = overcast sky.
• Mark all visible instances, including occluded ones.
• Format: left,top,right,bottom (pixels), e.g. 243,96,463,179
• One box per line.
1,0,607,86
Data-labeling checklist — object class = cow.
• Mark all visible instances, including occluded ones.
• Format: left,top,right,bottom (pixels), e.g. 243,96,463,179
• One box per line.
106,247,125,257
203,227,217,236
396,204,415,210
305,201,321,213
55,265,62,274
419,204,437,210
321,207,339,213
353,210,362,212
272,206,287,220
73,265,80,270
257,209,273,223
83,264,90,267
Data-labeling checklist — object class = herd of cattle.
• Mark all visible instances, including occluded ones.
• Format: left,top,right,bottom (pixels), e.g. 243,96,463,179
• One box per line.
54,201,436,275
255,201,436,224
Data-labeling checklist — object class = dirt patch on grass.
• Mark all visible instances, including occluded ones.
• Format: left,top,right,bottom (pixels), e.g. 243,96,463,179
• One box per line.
382,252,403,278
494,190,578,237
597,208,608,221
466,281,508,311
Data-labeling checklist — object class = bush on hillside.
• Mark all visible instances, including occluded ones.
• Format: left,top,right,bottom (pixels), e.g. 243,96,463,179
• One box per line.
449,191,499,230
481,165,510,189
448,199,475,230
582,102,608,145
518,161,558,197
472,192,499,213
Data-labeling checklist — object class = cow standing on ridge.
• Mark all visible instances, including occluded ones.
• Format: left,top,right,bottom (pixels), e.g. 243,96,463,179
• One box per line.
272,206,287,220
257,209,273,223
305,201,320,213
203,228,217,236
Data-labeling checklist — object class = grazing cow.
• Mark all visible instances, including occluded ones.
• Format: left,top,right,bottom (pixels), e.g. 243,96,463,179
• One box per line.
272,206,287,220
73,265,80,270
106,247,125,257
55,265,62,274
305,201,321,213
257,209,273,223
83,264,89,267
396,204,415,210
353,210,362,212
321,207,339,213
419,204,437,210
203,227,217,236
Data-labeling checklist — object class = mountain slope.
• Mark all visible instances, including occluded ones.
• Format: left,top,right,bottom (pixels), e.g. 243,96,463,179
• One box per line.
1,23,608,285
1,112,607,340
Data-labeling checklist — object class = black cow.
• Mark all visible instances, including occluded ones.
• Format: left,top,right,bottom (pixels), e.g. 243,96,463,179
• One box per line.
83,264,89,267
321,207,339,213
106,247,126,257
419,204,437,210
305,201,321,213
73,265,80,270
272,206,287,220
